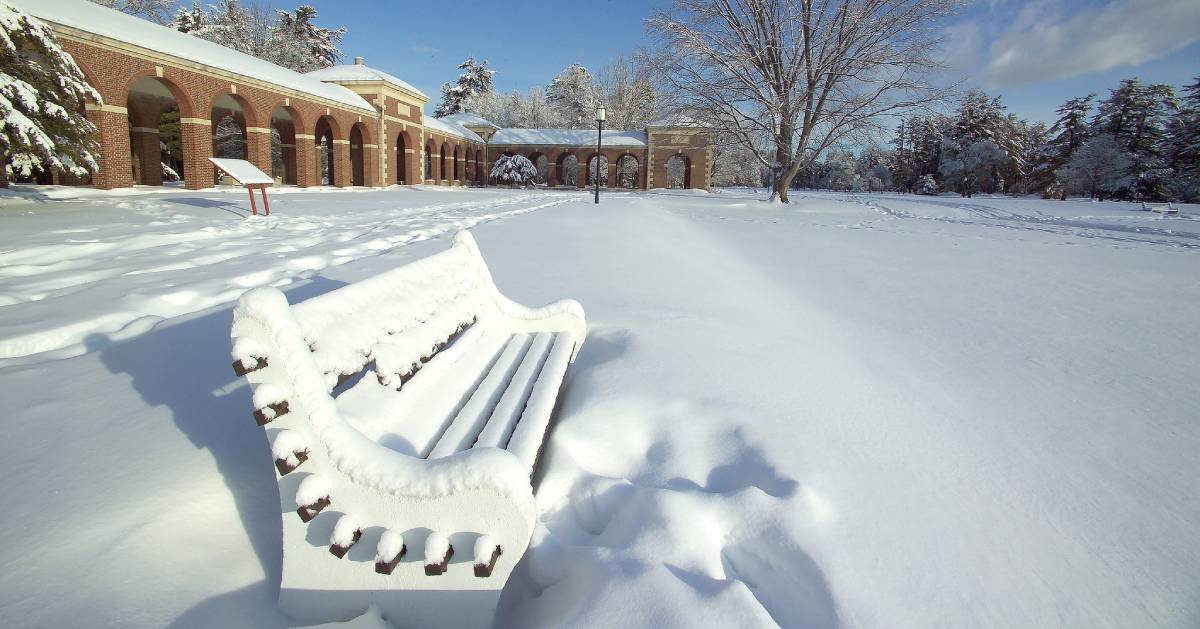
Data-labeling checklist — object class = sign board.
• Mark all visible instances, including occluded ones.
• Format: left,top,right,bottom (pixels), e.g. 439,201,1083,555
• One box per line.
208,157,274,185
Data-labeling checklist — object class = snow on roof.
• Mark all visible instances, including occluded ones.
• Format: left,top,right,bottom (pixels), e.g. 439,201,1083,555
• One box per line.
646,113,709,128
423,116,484,144
10,0,374,114
306,63,428,100
490,128,648,148
440,112,499,129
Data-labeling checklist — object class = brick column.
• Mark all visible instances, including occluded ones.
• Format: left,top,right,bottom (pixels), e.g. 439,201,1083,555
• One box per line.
332,140,350,187
364,143,378,187
86,105,133,190
245,126,273,181
295,134,315,187
180,117,213,190
577,153,588,189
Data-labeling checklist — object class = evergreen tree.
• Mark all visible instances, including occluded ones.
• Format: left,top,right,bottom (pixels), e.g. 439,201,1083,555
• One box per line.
435,57,494,118
546,64,598,129
1166,75,1200,201
271,6,344,72
490,154,536,186
0,2,100,186
1091,78,1176,200
171,2,206,33
1057,134,1132,201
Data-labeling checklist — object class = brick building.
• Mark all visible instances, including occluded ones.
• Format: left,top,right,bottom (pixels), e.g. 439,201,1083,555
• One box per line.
15,0,710,192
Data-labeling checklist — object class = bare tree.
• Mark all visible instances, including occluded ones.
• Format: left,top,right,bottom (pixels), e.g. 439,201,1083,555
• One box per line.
598,54,660,130
648,0,961,202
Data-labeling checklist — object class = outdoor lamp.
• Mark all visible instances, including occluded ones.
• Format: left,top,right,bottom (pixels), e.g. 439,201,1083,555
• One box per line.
595,107,606,204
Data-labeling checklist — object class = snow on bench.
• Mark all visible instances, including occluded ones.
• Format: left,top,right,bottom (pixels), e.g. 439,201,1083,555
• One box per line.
229,231,586,627
1142,202,1179,215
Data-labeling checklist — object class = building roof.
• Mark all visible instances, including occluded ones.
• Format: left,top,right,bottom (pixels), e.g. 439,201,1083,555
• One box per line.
12,0,375,114
439,112,499,130
423,116,484,143
305,62,429,101
646,113,709,128
490,128,648,148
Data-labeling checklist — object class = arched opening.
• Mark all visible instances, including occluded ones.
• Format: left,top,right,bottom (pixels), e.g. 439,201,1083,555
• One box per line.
616,154,640,189
666,153,691,189
587,154,609,187
211,93,249,185
126,76,184,186
453,145,460,182
528,152,549,185
556,154,578,187
425,140,435,181
439,142,449,183
349,123,366,186
314,115,337,186
270,106,299,185
395,131,407,184
475,150,483,184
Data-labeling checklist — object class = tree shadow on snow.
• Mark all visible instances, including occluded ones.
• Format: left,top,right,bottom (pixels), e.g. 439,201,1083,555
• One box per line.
84,276,347,628
163,196,254,219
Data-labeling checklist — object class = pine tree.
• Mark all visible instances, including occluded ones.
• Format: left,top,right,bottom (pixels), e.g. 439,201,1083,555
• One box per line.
171,2,206,33
0,2,100,186
435,57,494,118
546,64,598,129
89,0,176,25
271,6,344,72
1166,75,1199,201
1057,134,1132,201
490,154,536,186
1091,78,1175,200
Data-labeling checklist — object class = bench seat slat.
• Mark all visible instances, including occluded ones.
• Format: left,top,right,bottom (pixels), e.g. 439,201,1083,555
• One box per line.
507,333,576,471
473,332,555,451
427,333,534,459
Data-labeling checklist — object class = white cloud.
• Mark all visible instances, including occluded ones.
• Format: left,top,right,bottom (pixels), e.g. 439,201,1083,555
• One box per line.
976,0,1200,86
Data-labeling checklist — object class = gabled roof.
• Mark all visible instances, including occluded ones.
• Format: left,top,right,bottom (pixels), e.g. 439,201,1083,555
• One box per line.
490,128,647,148
12,0,375,113
423,116,484,143
440,112,499,130
306,63,429,101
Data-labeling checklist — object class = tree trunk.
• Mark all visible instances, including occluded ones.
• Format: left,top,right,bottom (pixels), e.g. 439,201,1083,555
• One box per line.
0,150,7,188
775,176,790,203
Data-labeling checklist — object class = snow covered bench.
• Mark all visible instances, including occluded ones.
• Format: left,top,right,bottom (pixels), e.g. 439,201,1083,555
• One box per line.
229,231,585,627
1142,202,1179,215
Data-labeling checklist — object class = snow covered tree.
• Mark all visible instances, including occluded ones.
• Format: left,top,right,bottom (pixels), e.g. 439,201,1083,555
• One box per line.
1056,135,1132,201
171,2,206,33
940,139,1005,197
212,114,245,160
490,154,537,186
1092,78,1176,200
913,173,938,195
546,64,598,129
598,54,657,130
435,57,494,118
649,0,960,202
270,5,344,72
1165,75,1200,201
0,1,100,186
89,0,176,25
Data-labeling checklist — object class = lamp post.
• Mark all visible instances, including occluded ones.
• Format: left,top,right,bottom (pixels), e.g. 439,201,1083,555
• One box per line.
594,106,605,204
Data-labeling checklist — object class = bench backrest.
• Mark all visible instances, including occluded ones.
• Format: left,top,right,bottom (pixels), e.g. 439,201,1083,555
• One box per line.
291,233,498,391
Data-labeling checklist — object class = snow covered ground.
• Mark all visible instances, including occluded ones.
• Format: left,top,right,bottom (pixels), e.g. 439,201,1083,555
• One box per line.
0,185,1197,628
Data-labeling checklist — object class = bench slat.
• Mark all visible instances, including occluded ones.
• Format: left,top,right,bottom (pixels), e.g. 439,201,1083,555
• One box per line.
427,333,534,459
507,333,576,471
473,332,555,450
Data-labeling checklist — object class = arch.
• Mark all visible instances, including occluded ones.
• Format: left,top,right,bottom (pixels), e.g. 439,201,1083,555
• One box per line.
314,115,337,186
440,142,450,183
666,153,691,189
349,122,367,186
211,93,249,187
269,106,300,185
528,151,549,185
616,153,640,189
123,72,194,118
126,76,185,186
587,153,609,187
556,153,579,187
395,130,408,184
452,145,460,183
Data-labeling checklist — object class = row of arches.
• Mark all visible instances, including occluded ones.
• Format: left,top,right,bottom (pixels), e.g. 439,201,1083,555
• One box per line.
126,75,382,188
413,139,483,185
494,150,645,188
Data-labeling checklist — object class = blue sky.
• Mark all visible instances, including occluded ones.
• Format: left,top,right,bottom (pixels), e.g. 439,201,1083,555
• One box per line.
301,0,1199,125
